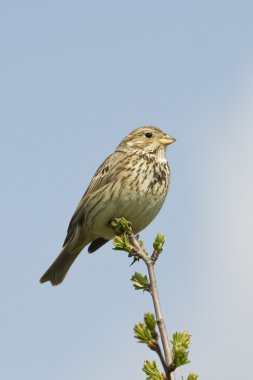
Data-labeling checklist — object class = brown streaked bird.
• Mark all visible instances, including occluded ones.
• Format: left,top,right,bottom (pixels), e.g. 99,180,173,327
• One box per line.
40,126,175,285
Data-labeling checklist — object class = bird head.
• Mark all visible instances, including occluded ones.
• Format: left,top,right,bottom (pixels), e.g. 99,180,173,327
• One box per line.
116,126,175,156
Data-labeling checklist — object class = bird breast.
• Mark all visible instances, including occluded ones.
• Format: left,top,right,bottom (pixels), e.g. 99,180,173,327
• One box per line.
89,155,170,239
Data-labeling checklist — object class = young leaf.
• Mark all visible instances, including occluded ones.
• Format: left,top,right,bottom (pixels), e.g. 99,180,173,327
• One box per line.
172,331,191,368
111,217,133,234
131,272,150,291
187,373,198,380
143,360,166,380
113,233,133,253
134,323,153,345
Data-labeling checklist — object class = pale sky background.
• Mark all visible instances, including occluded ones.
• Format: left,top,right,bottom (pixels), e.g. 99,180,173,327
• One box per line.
1,1,253,379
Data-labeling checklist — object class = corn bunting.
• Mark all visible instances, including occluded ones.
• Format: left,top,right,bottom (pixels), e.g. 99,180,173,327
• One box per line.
40,126,175,285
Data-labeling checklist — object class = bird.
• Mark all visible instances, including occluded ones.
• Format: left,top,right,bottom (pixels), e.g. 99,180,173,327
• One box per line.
40,126,175,285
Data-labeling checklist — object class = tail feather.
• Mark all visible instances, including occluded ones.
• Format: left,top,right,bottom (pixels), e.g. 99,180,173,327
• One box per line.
40,246,82,286
88,237,109,253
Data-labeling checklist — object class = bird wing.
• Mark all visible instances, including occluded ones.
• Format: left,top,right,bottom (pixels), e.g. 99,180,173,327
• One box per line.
63,151,123,246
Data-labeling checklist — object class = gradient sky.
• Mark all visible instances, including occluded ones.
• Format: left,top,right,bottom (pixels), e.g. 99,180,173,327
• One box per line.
1,1,253,379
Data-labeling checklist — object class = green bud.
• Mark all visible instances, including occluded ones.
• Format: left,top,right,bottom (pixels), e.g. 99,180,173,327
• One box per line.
134,323,153,345
111,217,133,234
172,331,191,349
153,233,165,254
187,373,198,380
142,360,166,380
171,331,191,368
144,313,156,335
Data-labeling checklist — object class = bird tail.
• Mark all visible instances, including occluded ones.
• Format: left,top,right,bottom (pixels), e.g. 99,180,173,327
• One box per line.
40,245,83,286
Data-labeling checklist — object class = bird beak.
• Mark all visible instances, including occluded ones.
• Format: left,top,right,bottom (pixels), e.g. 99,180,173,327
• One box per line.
159,135,176,146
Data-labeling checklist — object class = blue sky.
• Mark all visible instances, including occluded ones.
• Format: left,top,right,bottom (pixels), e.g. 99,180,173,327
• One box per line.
1,1,253,379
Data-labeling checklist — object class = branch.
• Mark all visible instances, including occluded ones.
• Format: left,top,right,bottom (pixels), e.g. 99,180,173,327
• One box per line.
128,233,175,380
112,218,197,380
156,343,170,378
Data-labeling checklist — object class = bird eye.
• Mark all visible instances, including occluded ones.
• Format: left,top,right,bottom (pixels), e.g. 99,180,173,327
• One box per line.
145,132,153,138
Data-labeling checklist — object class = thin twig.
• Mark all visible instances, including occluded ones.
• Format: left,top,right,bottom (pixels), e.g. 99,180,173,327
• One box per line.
156,343,171,379
129,233,176,380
